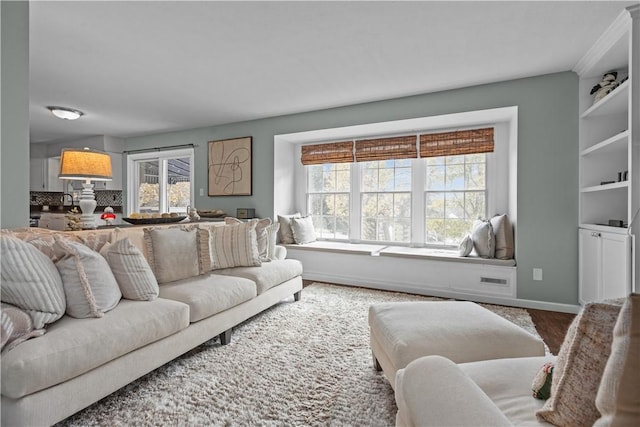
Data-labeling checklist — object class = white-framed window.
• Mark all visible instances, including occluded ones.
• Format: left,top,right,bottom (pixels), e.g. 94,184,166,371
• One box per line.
425,153,487,246
307,163,351,239
304,154,487,247
126,148,194,215
361,159,412,243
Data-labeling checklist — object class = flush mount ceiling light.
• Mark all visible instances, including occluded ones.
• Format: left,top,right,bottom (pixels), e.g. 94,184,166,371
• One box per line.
46,106,84,120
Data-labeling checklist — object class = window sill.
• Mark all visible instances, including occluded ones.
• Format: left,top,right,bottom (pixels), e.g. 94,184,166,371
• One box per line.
284,241,516,267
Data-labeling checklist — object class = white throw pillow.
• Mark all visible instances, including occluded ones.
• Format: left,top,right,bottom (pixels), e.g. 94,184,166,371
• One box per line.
0,235,66,328
100,238,159,301
291,216,317,244
490,214,514,260
143,226,200,284
458,234,473,257
277,213,301,244
53,236,121,319
209,221,262,269
471,219,495,258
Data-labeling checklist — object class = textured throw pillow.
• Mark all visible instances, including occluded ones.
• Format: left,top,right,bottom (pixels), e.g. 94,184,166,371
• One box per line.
471,219,495,258
490,214,514,260
265,222,280,260
277,213,301,244
100,238,159,301
18,232,83,262
78,232,112,253
458,234,473,257
209,221,261,269
290,216,317,244
195,226,214,274
0,235,66,328
594,293,640,426
225,217,273,261
53,236,122,319
537,301,623,426
1,303,46,353
532,362,554,400
143,226,200,284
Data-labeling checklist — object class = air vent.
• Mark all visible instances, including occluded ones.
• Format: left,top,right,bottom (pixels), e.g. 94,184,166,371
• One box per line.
480,277,508,285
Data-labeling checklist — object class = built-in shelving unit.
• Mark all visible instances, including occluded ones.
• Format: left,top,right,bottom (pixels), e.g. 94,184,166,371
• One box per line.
574,5,639,302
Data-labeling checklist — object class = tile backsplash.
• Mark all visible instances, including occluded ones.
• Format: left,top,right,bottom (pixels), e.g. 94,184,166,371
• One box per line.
30,190,122,207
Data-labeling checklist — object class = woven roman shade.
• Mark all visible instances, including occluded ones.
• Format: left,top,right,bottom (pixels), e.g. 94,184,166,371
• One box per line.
355,135,418,162
419,127,494,158
301,141,354,165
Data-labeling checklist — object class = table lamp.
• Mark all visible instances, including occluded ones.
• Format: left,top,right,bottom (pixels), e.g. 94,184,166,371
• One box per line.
58,148,112,229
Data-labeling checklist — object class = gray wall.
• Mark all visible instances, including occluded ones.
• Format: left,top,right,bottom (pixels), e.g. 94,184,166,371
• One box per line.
126,71,579,305
1,1,30,229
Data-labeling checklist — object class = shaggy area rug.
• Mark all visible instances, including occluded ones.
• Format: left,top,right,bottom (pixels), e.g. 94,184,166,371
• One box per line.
58,283,543,427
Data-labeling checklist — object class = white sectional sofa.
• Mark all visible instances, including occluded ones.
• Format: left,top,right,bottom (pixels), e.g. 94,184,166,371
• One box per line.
1,221,303,426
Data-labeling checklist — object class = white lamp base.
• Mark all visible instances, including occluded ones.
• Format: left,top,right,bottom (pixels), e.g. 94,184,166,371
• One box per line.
78,181,97,229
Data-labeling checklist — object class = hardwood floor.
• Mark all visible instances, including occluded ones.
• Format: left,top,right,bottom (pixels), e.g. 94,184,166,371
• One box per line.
302,280,576,355
527,308,575,355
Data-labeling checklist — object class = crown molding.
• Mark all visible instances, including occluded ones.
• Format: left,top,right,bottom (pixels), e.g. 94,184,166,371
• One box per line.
573,8,631,77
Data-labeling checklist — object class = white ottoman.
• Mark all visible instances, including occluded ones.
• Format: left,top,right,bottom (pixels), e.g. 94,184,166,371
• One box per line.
368,301,545,389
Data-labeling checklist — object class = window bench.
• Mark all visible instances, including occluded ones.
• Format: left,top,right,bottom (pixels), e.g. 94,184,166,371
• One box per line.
284,242,518,304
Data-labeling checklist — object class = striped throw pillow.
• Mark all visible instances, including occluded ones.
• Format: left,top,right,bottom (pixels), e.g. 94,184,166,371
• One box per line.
0,235,66,329
210,221,261,269
100,238,159,301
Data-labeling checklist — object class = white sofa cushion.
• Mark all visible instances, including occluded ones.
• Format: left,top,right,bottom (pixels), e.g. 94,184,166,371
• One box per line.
158,274,257,322
213,259,303,294
460,356,555,426
1,298,190,399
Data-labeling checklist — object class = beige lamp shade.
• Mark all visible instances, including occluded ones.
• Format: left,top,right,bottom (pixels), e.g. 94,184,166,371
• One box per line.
58,148,112,181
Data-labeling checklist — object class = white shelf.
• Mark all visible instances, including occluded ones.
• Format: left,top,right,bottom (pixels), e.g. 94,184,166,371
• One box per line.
581,129,629,156
581,79,629,119
580,223,629,235
581,181,629,193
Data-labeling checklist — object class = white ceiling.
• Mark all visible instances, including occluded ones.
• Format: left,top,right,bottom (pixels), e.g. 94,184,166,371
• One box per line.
29,1,637,144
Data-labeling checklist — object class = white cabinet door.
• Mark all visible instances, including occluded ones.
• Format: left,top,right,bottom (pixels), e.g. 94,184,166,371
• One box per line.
579,228,631,305
601,233,632,300
29,159,46,191
106,152,122,190
579,229,601,304
46,157,63,192
29,157,63,192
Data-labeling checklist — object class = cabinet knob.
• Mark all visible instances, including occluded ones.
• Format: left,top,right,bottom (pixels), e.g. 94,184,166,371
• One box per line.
591,232,601,238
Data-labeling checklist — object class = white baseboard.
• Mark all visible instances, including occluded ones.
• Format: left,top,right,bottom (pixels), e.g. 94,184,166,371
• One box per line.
303,272,581,314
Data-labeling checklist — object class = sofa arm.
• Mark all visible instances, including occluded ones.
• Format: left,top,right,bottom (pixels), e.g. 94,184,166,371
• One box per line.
395,355,512,427
273,245,287,260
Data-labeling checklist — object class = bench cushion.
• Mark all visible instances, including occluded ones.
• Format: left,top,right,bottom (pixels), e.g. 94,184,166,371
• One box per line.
1,298,189,399
159,274,257,322
213,259,303,294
